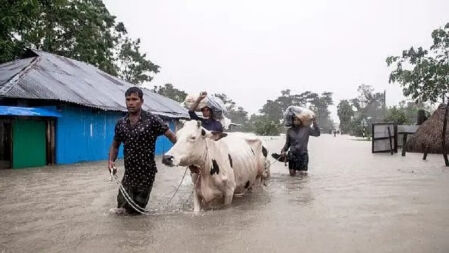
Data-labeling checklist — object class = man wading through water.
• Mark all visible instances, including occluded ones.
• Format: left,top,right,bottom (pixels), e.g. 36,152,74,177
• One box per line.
108,87,177,215
281,116,320,176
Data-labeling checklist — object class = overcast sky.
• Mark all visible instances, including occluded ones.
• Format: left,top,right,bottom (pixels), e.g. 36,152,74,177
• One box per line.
105,0,448,120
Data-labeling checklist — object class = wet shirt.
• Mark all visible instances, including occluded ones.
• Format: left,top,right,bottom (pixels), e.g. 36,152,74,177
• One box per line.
114,110,169,188
282,124,320,154
188,110,223,132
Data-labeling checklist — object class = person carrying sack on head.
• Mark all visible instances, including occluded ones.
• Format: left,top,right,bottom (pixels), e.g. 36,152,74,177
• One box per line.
188,91,223,133
280,115,320,176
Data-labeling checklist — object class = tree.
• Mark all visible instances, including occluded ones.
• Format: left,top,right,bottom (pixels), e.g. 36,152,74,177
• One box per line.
0,1,39,63
214,93,237,112
247,114,282,136
254,90,334,135
119,38,159,84
386,22,449,103
152,83,187,103
228,106,249,127
259,99,284,123
354,84,386,123
337,100,354,133
342,84,385,136
384,100,432,125
213,93,250,130
309,92,334,132
384,106,408,125
0,0,158,84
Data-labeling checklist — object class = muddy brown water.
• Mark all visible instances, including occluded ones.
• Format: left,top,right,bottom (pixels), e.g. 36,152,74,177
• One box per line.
1,135,449,253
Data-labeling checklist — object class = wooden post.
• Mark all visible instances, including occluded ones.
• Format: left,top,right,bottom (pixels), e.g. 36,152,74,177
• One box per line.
394,124,398,153
50,120,56,164
402,133,408,156
443,100,449,166
46,120,51,165
387,126,393,155
422,144,428,160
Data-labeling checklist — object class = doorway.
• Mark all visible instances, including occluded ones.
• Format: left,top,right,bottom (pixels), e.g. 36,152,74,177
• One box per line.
0,120,12,169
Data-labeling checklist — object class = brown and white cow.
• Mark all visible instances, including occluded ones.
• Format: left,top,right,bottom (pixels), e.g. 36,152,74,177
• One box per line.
162,120,270,212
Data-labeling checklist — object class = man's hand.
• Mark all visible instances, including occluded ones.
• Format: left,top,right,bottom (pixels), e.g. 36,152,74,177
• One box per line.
108,160,117,175
198,91,207,101
191,91,208,111
108,140,120,174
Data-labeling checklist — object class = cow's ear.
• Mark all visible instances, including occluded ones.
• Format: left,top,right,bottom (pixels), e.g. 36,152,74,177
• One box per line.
197,120,201,128
179,119,186,126
209,132,227,141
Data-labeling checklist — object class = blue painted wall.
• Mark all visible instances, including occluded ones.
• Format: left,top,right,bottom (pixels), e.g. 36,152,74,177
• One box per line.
55,105,175,164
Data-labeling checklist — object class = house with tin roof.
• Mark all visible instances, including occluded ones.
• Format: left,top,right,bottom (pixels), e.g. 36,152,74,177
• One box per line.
0,49,188,169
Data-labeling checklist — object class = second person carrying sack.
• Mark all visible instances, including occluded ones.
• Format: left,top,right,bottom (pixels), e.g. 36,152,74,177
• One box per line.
183,93,227,120
283,106,315,127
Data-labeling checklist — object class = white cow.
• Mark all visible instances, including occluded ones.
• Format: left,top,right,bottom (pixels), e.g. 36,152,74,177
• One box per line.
162,120,270,212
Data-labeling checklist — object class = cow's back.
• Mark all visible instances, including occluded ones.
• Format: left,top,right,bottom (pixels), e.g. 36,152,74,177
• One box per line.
222,133,268,193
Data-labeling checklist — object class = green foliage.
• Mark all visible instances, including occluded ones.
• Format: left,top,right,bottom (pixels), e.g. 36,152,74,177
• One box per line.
0,0,39,63
386,22,449,103
254,89,334,135
384,106,408,124
338,83,431,137
0,0,158,84
308,91,334,132
337,84,386,136
153,83,187,103
337,99,354,133
214,90,334,135
228,106,249,128
247,114,282,136
349,117,365,137
260,99,284,122
353,84,386,123
384,101,429,125
119,38,159,84
213,93,250,130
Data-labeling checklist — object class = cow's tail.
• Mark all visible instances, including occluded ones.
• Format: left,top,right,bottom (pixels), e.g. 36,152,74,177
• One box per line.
261,145,271,181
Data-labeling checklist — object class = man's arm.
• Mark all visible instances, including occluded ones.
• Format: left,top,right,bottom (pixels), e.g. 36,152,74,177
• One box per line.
189,110,201,121
164,129,177,144
281,130,291,155
108,140,120,171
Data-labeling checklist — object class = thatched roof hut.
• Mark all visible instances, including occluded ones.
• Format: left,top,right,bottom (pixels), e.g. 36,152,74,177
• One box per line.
406,104,449,154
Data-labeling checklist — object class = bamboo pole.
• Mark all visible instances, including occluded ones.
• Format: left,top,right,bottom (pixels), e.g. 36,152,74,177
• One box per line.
387,126,394,155
402,133,407,156
423,144,428,160
442,99,449,166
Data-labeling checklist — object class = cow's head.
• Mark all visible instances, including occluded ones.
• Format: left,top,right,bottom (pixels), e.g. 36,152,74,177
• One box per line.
162,120,226,167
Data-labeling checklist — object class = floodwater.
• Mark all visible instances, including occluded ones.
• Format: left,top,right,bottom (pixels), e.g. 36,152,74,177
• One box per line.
1,135,449,253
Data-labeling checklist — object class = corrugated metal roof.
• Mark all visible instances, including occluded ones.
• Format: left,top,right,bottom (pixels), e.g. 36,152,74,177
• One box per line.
0,49,188,118
0,105,62,117
397,125,419,134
